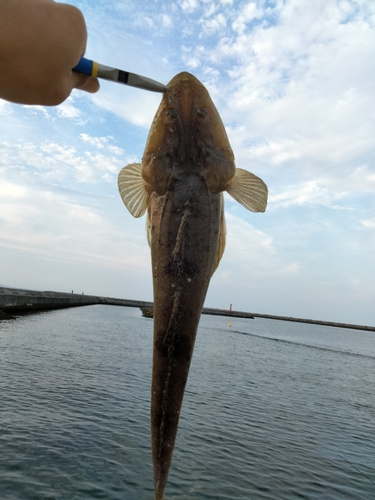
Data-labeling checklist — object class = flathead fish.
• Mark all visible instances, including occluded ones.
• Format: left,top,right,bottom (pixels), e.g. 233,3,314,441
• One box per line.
118,72,268,499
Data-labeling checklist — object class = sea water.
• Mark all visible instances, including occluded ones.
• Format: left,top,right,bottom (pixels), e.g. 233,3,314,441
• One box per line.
0,305,374,499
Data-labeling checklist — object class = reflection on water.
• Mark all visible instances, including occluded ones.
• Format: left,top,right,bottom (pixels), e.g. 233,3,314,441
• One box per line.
0,306,374,499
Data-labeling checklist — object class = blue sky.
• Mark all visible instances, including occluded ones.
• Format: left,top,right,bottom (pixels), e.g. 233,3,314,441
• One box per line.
1,0,375,325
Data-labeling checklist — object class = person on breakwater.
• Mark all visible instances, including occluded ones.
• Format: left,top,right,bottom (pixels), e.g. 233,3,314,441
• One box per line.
0,0,99,105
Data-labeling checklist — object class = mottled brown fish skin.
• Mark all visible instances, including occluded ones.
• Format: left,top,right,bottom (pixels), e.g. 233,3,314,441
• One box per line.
149,180,220,499
142,72,236,499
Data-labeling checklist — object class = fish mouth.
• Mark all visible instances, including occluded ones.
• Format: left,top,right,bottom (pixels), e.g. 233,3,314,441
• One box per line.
167,71,205,90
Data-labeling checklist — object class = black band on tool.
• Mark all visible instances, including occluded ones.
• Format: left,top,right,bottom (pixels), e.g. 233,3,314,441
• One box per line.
118,71,129,83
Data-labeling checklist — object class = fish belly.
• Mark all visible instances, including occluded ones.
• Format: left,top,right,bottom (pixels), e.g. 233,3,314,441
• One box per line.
149,176,221,498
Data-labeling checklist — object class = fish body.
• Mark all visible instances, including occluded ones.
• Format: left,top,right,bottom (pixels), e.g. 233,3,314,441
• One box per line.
118,72,268,499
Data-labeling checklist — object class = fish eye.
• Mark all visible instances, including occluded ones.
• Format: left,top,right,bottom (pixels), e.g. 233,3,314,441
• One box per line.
166,109,177,120
197,107,207,118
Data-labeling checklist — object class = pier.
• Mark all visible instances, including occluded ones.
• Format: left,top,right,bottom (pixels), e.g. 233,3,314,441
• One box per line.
0,287,374,331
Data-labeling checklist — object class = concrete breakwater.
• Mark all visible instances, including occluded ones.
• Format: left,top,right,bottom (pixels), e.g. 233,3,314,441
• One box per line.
0,287,374,332
0,287,254,319
0,287,151,315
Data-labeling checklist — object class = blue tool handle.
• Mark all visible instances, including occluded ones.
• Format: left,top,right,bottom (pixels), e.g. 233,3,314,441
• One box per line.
72,57,94,76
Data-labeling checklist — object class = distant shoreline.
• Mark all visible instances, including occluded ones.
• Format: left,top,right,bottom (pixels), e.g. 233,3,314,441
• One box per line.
0,286,374,332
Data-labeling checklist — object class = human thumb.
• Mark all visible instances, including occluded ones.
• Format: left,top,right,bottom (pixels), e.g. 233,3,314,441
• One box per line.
72,71,100,94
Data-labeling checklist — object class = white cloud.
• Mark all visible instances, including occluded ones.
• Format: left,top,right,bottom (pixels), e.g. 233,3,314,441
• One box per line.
144,17,154,29
200,13,227,34
245,139,302,166
80,133,110,149
269,181,343,209
278,263,301,274
56,97,83,120
186,57,201,68
91,87,161,128
107,144,125,156
202,3,216,18
0,180,148,272
22,105,51,119
223,213,274,266
347,166,375,191
125,154,140,164
232,2,261,34
1,0,374,324
180,0,199,13
360,219,375,229
0,99,12,116
0,181,28,200
162,14,173,27
0,139,124,184
79,134,125,156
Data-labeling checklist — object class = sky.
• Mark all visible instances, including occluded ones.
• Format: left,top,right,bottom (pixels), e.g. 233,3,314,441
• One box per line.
1,0,375,326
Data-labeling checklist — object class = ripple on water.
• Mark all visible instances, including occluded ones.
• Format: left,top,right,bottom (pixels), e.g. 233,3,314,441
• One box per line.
0,306,374,499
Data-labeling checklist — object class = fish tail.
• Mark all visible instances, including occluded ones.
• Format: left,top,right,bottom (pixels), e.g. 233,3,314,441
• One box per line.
154,475,167,500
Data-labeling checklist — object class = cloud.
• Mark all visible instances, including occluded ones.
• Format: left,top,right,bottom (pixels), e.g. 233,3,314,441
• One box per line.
22,104,51,119
180,0,199,13
0,181,28,201
1,0,374,324
278,263,301,274
0,139,124,184
80,133,110,149
347,166,375,191
0,99,12,116
0,179,148,271
19,97,87,124
223,213,274,266
162,14,173,28
200,13,227,34
232,2,261,34
56,97,83,120
269,181,350,209
91,86,161,128
360,219,375,229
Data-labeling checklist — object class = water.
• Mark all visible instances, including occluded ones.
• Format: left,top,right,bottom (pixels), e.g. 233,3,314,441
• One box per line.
0,305,374,499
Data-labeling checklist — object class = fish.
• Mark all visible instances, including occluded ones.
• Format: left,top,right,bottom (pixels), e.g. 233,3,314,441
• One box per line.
118,71,268,500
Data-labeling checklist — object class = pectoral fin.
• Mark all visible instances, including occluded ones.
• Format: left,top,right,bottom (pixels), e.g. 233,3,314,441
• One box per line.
212,193,226,275
226,168,268,213
118,163,149,218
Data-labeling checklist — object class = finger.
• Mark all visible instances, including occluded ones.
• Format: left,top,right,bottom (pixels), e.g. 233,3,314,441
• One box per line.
71,72,100,94
79,77,100,94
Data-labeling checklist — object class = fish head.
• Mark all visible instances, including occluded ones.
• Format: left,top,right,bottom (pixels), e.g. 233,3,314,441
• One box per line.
142,72,236,195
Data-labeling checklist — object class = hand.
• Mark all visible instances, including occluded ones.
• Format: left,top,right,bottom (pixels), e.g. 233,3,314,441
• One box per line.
0,0,100,105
